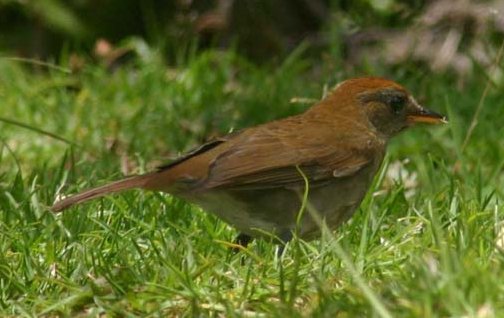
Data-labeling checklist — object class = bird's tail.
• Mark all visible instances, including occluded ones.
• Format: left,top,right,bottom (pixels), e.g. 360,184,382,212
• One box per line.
51,174,154,212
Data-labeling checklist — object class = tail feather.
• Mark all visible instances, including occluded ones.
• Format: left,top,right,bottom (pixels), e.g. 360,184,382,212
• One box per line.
52,174,153,212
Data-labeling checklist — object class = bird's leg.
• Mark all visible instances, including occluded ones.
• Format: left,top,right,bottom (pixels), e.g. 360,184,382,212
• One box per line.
232,233,253,253
276,230,293,257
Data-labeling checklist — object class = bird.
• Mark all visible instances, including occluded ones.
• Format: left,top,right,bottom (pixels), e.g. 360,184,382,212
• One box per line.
52,77,446,249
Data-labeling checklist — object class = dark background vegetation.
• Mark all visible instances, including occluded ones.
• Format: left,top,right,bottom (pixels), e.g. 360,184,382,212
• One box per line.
2,0,503,75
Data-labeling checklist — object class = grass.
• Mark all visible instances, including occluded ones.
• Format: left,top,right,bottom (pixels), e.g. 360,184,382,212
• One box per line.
1,47,504,317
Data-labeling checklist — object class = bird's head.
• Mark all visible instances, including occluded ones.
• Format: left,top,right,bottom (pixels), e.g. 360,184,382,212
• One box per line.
328,77,447,138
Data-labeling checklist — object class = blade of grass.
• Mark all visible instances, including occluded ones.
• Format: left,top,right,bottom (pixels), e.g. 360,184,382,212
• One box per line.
297,166,392,318
461,40,504,153
1,56,71,74
0,116,79,146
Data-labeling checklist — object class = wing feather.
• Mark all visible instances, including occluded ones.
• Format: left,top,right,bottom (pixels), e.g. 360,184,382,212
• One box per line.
203,117,375,190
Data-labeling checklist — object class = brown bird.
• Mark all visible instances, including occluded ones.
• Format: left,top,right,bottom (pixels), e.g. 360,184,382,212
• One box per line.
52,77,446,247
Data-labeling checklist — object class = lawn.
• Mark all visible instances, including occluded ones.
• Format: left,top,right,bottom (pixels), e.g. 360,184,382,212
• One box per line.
1,48,504,317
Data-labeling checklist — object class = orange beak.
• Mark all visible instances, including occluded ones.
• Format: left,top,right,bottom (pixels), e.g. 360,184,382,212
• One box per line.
407,107,448,125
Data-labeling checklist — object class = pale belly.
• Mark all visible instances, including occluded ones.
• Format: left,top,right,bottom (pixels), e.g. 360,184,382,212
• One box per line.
179,173,373,240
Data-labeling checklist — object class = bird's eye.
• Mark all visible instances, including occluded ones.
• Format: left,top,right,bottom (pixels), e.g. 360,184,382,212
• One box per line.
388,95,406,113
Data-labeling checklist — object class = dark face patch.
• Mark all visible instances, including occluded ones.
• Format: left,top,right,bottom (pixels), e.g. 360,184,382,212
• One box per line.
388,94,407,114
356,87,412,137
358,88,408,114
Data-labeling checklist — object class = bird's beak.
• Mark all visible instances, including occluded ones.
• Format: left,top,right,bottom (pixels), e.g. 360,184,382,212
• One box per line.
406,99,448,125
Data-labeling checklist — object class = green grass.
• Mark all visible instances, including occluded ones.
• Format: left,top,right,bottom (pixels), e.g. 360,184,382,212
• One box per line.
1,49,504,317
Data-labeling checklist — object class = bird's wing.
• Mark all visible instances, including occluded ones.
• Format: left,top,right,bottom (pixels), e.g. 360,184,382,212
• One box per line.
157,135,234,171
203,118,377,190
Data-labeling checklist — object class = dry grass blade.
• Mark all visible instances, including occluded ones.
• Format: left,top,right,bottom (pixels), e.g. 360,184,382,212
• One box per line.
1,56,72,73
461,40,504,153
0,116,79,146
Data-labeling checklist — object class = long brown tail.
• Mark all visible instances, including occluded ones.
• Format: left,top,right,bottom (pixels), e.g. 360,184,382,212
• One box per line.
52,174,154,212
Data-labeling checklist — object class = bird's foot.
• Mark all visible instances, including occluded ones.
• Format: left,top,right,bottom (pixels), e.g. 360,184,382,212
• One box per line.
276,230,293,258
232,233,253,253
